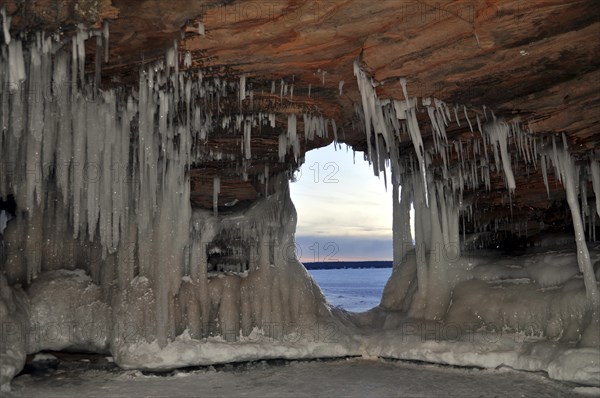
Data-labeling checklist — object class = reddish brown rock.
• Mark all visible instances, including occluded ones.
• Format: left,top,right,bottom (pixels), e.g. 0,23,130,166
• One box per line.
4,0,599,230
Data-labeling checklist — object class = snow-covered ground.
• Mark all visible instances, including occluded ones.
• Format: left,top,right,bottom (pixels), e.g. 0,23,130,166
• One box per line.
7,357,596,398
308,267,392,312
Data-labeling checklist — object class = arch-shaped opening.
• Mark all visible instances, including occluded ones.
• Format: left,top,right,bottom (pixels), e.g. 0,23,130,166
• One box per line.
290,143,398,312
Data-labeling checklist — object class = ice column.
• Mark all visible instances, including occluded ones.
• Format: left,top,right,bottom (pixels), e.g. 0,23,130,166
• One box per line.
556,147,599,306
485,120,516,191
213,177,220,216
591,159,600,218
380,173,416,311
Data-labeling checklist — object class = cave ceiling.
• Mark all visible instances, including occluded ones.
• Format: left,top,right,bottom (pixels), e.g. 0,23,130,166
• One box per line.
5,0,600,226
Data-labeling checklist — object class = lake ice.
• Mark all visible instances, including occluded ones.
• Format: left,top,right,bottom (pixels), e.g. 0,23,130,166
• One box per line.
308,267,392,312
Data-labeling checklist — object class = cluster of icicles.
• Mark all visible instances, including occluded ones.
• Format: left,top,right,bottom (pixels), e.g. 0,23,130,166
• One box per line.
352,59,600,316
0,20,343,249
0,19,340,344
0,24,196,347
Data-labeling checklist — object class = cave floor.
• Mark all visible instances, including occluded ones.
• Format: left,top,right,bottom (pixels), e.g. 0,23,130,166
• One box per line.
6,357,593,398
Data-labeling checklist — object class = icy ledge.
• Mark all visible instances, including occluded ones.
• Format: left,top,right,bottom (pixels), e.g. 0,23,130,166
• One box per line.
112,323,600,386
359,327,600,386
112,328,355,370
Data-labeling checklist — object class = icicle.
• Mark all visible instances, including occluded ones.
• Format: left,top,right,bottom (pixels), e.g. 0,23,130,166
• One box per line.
582,174,589,232
551,136,560,183
183,51,192,68
278,133,287,162
433,100,448,142
94,34,102,88
398,79,428,206
308,83,311,98
331,118,338,146
264,165,269,197
103,21,109,62
287,114,299,161
198,22,205,36
338,80,344,96
76,26,88,85
213,177,220,216
269,113,276,128
239,74,246,102
593,205,597,242
426,106,441,138
353,60,375,161
2,7,11,44
444,103,452,123
541,155,550,198
591,159,600,218
8,39,26,87
243,119,251,159
454,106,461,127
589,204,593,242
485,120,517,191
557,147,599,306
593,208,597,242
463,105,473,133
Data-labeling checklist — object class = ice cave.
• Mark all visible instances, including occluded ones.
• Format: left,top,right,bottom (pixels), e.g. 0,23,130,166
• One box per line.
0,1,599,396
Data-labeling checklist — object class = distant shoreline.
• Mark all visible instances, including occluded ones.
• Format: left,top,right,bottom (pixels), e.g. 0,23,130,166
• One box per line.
302,261,392,270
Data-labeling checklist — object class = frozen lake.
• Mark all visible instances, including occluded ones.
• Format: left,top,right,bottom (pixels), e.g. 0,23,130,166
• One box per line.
308,267,392,312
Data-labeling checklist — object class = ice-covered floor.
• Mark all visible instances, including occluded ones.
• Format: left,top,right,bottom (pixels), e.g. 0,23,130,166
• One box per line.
7,357,596,398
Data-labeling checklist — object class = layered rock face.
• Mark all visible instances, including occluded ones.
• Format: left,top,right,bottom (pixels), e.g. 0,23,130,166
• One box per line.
1,0,599,390
3,0,598,220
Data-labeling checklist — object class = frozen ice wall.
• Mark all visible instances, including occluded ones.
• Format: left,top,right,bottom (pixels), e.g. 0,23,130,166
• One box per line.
0,28,334,389
352,60,600,344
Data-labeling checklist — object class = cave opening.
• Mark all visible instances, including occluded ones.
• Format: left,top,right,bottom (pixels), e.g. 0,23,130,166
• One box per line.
289,142,395,312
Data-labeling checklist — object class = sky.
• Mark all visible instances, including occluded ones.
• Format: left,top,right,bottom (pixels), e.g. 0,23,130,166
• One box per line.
289,143,393,262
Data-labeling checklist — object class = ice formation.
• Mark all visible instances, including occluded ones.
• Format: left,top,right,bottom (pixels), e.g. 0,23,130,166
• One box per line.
592,159,600,218
351,61,599,374
0,28,338,389
485,120,516,191
1,7,11,44
553,146,599,307
0,19,599,392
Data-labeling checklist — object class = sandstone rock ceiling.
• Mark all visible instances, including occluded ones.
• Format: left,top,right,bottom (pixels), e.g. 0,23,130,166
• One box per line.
6,0,600,230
